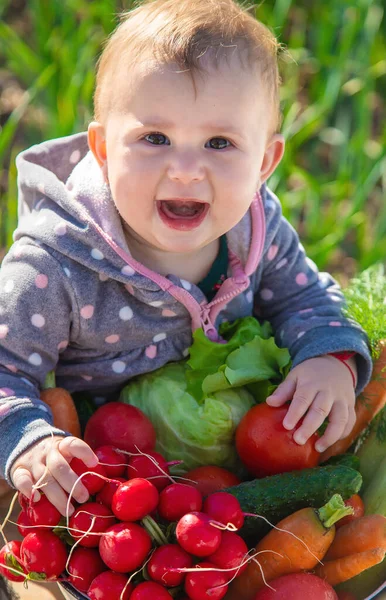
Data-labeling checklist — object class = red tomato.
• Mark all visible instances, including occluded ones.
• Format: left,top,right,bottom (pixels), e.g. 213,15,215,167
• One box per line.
235,403,320,477
185,466,240,496
336,494,365,529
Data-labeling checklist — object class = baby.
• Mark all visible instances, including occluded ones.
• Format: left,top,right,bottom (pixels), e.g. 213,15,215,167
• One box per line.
0,0,371,516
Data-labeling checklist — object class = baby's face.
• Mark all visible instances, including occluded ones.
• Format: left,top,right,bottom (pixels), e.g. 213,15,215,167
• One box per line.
89,59,284,256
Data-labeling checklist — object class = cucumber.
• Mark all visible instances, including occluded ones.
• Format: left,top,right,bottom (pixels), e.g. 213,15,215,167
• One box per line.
321,452,360,471
225,465,362,543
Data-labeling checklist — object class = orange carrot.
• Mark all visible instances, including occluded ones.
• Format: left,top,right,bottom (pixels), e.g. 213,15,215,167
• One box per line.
325,514,386,561
40,387,81,438
314,547,386,586
321,340,386,461
226,494,352,600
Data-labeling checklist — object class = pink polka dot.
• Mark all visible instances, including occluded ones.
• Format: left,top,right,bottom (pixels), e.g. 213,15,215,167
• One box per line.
0,325,8,339
329,321,342,327
145,345,157,359
54,222,67,236
267,245,278,261
0,389,14,399
296,273,308,286
80,305,94,319
125,283,135,295
0,403,11,416
70,149,81,164
81,375,93,381
105,334,120,344
31,314,45,328
162,309,177,317
5,365,17,373
13,247,24,259
58,340,68,350
260,288,274,301
35,274,48,289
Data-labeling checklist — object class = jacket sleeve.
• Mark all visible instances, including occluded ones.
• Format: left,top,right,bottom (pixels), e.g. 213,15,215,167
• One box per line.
254,187,372,395
0,239,74,484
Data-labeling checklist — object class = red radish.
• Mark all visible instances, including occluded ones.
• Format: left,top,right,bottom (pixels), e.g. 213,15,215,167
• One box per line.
158,483,203,522
0,541,26,582
70,457,107,494
17,510,35,537
99,521,152,572
84,402,156,453
253,572,338,599
20,530,68,579
127,451,170,491
28,493,61,528
95,445,128,478
88,571,133,600
69,502,116,548
184,561,228,600
18,492,29,511
176,512,222,557
131,581,173,599
96,476,126,509
67,547,106,592
112,478,159,521
203,492,244,530
208,530,248,575
148,544,193,587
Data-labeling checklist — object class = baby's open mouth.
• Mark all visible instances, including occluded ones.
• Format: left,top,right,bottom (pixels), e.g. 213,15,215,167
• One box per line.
159,200,207,219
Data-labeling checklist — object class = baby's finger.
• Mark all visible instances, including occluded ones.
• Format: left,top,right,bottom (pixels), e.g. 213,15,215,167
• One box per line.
58,436,98,467
315,402,348,453
266,377,297,407
292,392,332,445
46,448,90,505
340,402,356,439
12,467,40,502
282,387,314,430
34,473,75,517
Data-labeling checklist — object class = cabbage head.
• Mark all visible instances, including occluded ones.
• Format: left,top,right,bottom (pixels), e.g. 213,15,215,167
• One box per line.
120,361,254,471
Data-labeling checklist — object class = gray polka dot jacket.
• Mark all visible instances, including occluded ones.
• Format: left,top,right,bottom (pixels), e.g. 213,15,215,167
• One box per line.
0,133,372,483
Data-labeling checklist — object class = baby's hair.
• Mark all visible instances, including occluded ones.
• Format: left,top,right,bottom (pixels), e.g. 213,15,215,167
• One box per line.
94,0,283,131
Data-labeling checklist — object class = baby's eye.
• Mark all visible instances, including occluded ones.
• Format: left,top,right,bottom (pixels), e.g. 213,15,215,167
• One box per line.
144,133,170,145
206,137,231,150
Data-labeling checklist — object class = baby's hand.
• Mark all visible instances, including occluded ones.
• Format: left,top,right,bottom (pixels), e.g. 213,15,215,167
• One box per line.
10,435,99,516
266,355,357,453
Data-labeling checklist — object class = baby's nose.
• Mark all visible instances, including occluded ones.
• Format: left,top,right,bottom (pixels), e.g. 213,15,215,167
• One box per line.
166,151,205,183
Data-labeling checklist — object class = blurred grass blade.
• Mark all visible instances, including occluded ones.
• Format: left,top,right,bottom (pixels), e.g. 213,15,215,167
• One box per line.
0,64,57,161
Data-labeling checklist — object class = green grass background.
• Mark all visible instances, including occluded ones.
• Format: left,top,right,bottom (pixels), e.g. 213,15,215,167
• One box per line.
0,0,385,282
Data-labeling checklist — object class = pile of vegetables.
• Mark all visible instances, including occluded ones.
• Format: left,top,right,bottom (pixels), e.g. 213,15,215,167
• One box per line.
1,431,382,600
0,264,386,600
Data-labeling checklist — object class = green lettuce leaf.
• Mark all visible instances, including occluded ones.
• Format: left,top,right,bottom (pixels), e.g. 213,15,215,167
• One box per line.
120,316,291,471
120,362,254,471
187,317,290,401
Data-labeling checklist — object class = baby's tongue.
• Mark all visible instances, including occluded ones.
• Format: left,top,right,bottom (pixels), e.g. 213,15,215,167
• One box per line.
162,200,202,218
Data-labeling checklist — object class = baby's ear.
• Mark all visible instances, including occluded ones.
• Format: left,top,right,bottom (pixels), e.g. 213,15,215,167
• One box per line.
259,133,285,184
88,121,107,168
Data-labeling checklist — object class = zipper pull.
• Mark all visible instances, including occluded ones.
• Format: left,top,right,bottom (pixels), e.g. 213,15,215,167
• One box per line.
200,307,220,341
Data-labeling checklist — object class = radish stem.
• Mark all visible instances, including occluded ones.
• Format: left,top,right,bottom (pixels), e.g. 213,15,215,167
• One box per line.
142,515,168,546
